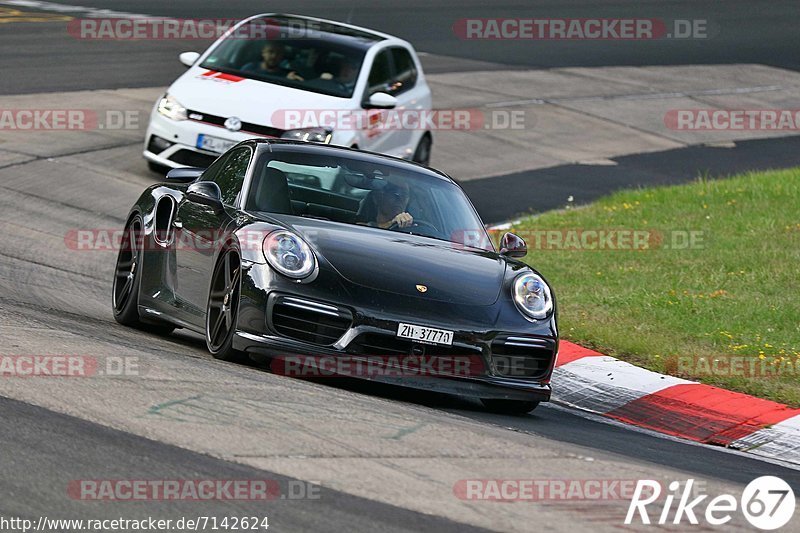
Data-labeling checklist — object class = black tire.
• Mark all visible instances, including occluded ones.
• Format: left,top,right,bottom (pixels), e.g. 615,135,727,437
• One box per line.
148,161,169,176
480,398,540,415
412,134,432,166
113,216,145,327
206,247,244,361
112,215,175,335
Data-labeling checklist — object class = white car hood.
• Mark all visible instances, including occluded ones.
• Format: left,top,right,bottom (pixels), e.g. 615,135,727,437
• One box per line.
168,67,355,127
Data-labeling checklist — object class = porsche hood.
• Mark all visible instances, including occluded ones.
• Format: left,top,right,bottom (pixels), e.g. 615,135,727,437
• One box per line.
271,216,506,306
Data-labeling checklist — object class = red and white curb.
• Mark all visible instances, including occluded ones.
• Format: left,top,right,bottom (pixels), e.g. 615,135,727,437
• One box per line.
552,342,800,466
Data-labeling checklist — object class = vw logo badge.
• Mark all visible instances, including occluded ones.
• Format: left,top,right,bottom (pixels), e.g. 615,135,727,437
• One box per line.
224,117,242,132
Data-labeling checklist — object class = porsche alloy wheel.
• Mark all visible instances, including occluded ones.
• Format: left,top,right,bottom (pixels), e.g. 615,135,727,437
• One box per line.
112,215,175,334
206,248,242,360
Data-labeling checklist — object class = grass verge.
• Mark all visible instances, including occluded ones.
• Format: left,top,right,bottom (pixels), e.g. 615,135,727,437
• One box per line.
510,168,800,406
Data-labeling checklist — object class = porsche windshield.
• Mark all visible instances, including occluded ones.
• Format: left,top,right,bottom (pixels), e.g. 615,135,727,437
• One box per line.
199,21,368,98
245,149,493,251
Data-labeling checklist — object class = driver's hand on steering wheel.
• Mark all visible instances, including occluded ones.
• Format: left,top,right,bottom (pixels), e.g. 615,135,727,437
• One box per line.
390,212,413,228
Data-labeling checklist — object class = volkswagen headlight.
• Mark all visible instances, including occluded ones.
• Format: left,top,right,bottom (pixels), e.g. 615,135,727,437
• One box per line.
513,272,553,320
280,127,332,144
157,93,188,121
263,231,316,279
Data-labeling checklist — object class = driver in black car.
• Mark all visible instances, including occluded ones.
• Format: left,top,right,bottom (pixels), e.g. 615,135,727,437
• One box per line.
367,179,414,229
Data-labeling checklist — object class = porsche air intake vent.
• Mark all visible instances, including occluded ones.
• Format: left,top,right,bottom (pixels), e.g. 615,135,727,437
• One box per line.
491,336,555,379
153,196,176,245
269,296,351,346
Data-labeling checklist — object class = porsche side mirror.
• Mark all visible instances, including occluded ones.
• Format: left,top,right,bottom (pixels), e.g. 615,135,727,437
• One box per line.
186,181,224,214
500,232,527,258
165,167,204,183
179,51,200,67
363,92,397,109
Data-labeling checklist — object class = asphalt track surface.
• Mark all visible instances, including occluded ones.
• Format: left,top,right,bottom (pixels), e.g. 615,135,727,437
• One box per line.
2,0,800,94
1,1,800,531
465,134,800,223
0,396,490,533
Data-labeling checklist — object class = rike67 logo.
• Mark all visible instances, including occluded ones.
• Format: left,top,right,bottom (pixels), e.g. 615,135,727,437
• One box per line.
626,476,795,530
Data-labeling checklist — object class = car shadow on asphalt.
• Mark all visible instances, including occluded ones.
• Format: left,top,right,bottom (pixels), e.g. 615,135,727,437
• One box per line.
160,328,800,487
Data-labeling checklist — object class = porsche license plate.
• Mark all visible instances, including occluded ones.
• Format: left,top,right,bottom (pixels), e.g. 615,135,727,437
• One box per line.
396,323,453,346
196,134,236,154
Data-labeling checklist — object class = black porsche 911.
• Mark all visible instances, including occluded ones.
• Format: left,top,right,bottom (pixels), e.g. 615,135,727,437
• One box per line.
113,139,558,413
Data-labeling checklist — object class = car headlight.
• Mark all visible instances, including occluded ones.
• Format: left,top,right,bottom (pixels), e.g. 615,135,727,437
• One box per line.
157,93,188,121
512,272,553,320
280,127,332,144
263,231,316,279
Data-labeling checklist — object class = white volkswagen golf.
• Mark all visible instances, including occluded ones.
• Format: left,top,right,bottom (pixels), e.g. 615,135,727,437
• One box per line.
144,14,433,171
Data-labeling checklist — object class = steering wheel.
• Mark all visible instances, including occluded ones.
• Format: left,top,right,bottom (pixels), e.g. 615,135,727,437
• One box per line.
387,220,440,237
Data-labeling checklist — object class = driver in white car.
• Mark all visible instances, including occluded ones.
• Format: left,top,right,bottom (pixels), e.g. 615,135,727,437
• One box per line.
242,42,304,81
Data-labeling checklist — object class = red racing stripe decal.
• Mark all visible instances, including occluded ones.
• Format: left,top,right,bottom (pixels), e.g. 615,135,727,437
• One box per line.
215,72,244,82
201,70,245,82
606,383,800,445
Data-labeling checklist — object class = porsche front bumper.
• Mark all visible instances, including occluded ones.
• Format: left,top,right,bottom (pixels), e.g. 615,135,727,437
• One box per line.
234,271,557,403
